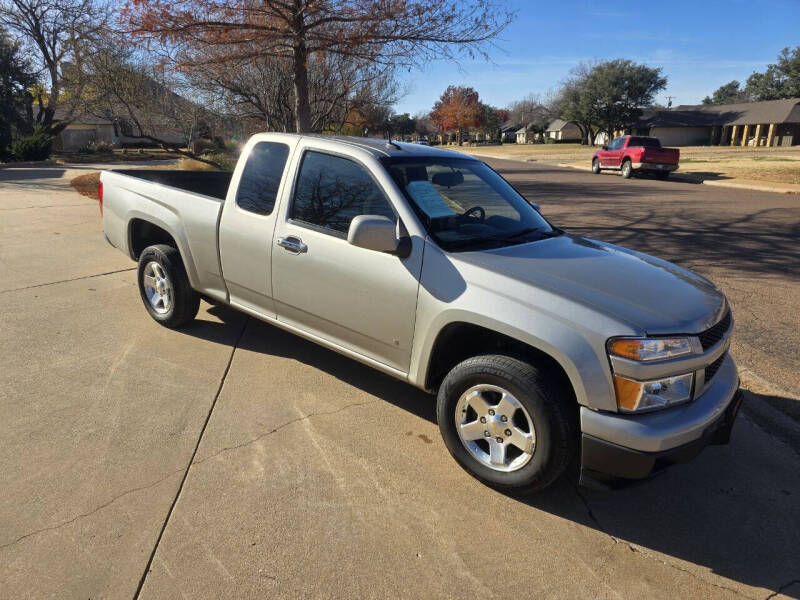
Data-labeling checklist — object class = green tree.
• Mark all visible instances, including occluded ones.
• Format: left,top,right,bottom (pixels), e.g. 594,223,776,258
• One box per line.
702,80,748,105
388,113,416,138
0,29,35,156
585,60,667,142
744,47,800,100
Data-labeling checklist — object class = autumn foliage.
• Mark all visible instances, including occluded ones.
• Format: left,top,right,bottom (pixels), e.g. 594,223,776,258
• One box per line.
431,86,485,139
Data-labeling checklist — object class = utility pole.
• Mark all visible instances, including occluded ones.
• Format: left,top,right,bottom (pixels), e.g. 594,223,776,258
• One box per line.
666,96,676,108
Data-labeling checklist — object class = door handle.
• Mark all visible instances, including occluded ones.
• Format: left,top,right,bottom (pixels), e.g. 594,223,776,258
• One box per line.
276,236,308,254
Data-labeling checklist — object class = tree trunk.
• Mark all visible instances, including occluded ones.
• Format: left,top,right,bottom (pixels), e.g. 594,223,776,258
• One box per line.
291,41,312,133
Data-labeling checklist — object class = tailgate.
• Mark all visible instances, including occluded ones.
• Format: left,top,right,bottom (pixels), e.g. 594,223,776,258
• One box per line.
643,148,679,164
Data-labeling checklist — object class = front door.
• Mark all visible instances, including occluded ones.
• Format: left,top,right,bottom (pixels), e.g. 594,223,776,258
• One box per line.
602,137,625,167
271,148,423,373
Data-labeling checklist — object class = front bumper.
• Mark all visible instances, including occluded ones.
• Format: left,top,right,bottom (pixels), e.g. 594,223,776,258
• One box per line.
579,354,740,488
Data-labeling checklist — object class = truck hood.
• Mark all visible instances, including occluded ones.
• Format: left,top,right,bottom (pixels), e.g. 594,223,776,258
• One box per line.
455,234,726,335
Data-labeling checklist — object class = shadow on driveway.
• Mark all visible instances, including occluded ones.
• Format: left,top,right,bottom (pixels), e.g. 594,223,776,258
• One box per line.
178,304,800,598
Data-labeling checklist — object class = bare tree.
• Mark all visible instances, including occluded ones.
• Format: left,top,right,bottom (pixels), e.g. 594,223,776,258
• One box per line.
188,47,401,134
86,42,224,165
0,0,107,133
124,0,513,133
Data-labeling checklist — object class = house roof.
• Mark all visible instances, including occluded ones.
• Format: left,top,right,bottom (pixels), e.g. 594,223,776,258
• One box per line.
632,98,800,128
52,108,114,125
545,119,577,131
500,120,521,132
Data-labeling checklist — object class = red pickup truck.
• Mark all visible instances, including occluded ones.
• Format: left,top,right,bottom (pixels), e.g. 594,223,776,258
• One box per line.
592,136,679,180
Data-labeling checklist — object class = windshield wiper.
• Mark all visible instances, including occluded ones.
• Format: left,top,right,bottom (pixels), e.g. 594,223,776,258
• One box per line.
502,227,564,241
443,227,564,251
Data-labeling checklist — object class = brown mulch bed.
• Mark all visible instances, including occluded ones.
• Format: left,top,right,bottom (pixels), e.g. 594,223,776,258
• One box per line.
70,171,101,200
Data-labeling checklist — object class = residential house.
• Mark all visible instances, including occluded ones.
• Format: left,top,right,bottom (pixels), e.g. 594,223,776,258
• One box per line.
545,119,583,142
630,98,800,147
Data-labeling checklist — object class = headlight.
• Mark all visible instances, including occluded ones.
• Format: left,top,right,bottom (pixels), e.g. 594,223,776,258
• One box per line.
613,373,693,412
609,337,693,362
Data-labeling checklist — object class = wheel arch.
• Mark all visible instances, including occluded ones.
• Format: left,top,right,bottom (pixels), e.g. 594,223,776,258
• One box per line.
126,215,200,288
421,320,580,405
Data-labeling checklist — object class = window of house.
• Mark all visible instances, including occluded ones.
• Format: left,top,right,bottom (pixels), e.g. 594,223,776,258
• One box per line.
235,142,290,215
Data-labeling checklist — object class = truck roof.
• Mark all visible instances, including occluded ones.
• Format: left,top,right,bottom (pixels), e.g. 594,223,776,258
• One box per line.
292,134,472,159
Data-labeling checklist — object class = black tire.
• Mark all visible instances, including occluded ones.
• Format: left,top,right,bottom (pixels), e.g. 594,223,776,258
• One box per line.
621,159,633,179
655,170,670,180
591,158,601,174
137,244,200,328
436,355,577,494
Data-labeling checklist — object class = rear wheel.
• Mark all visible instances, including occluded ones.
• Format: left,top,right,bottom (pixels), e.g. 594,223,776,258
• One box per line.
655,170,670,180
436,355,577,493
591,158,601,174
137,244,200,328
621,159,633,179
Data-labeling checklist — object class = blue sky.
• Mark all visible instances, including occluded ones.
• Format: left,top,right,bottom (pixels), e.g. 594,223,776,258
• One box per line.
394,0,800,115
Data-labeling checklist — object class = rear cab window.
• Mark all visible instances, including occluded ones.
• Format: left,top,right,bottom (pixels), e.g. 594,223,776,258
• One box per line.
235,142,291,215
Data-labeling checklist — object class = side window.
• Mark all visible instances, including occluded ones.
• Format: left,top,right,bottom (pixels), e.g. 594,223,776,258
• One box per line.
235,142,290,215
291,151,396,235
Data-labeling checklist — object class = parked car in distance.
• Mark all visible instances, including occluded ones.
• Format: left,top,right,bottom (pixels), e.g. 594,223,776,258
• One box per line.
100,134,739,493
592,135,680,179
415,136,430,145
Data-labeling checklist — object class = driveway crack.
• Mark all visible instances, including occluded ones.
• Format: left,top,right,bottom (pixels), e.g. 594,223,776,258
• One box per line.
0,467,185,551
132,316,249,599
1,267,136,294
765,579,800,599
572,483,755,598
192,398,382,466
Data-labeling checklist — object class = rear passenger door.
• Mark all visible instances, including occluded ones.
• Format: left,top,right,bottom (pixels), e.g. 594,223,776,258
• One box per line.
219,138,297,317
271,147,423,373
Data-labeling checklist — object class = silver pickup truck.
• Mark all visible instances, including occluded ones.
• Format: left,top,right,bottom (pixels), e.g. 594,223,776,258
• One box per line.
100,134,741,492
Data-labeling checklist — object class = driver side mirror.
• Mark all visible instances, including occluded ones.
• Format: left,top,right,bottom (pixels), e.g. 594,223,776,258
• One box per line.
347,215,399,254
530,202,540,212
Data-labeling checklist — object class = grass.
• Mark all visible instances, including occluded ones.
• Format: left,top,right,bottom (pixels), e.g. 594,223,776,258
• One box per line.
462,143,800,187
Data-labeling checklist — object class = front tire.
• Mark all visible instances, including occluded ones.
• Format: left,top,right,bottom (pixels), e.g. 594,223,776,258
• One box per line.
621,159,633,179
137,244,200,328
436,355,577,494
591,158,601,174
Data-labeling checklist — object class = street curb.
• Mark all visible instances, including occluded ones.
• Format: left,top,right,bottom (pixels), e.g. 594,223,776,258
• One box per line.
741,390,800,455
465,152,800,196
0,159,57,169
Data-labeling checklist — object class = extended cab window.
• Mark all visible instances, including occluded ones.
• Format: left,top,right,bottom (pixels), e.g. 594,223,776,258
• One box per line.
291,151,395,234
235,142,290,215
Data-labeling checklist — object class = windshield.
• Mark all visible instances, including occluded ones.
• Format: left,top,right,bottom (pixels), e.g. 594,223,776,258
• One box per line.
384,157,558,251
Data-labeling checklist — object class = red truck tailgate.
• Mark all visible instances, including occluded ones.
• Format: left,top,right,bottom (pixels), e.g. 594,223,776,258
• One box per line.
642,147,679,164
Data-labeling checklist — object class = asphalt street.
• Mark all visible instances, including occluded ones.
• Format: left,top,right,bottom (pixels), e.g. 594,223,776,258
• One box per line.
1,163,798,599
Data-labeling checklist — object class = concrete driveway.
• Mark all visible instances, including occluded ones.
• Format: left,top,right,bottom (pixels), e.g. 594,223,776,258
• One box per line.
1,165,798,599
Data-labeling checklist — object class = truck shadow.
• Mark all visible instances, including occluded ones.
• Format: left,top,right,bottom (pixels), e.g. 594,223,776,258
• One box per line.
182,306,800,599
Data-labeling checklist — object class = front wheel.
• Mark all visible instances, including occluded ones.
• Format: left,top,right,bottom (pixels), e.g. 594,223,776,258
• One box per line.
137,244,200,328
436,355,577,493
621,159,633,179
591,158,601,174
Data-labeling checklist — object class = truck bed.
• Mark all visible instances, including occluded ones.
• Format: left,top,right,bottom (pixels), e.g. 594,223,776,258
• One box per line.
101,168,232,300
111,169,233,200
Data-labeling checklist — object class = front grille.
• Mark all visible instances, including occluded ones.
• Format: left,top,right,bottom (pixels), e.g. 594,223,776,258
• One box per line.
704,353,726,384
698,311,732,351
